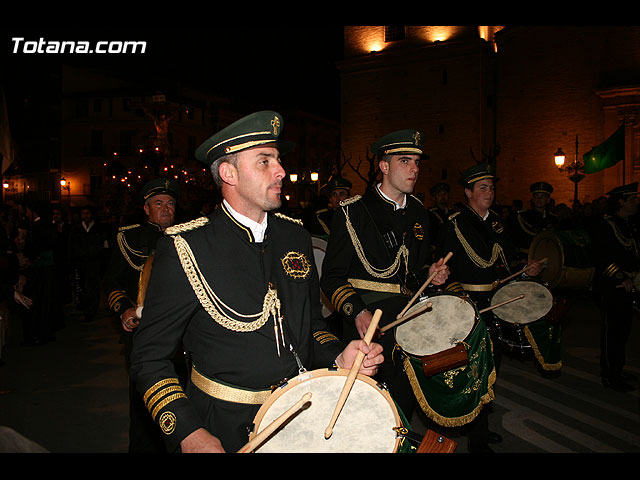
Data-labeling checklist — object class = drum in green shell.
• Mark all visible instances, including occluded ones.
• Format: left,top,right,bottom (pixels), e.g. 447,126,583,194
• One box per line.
394,293,496,428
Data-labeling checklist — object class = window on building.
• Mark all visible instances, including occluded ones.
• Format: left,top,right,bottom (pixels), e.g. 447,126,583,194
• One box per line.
384,26,406,43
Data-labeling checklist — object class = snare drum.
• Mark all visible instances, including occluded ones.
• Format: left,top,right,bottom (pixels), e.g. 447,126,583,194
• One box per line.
490,280,553,326
249,368,403,453
394,293,496,427
490,281,562,369
529,229,595,290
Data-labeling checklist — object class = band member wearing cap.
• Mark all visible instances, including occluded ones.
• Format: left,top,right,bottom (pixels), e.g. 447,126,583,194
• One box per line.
590,182,639,393
306,176,352,237
320,129,449,419
509,181,556,261
129,111,384,453
427,182,452,253
434,163,543,452
103,177,179,452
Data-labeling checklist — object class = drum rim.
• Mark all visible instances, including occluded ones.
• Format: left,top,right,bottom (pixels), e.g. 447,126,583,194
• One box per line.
250,368,402,453
395,293,479,358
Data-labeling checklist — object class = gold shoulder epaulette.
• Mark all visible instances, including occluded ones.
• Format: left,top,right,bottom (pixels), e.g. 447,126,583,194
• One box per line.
409,194,423,205
273,212,303,226
340,195,361,207
448,211,460,221
165,217,209,236
118,224,140,232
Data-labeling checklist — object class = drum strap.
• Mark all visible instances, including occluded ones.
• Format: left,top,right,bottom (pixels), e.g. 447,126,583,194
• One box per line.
348,278,402,294
191,365,271,405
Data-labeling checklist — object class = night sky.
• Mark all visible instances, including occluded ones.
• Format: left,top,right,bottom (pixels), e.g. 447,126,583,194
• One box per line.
1,26,345,121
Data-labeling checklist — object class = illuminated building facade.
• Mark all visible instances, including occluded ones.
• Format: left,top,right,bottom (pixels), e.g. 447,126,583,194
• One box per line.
339,26,640,207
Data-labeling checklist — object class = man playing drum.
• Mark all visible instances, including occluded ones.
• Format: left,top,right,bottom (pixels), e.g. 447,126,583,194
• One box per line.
434,163,544,452
320,129,449,423
129,111,384,453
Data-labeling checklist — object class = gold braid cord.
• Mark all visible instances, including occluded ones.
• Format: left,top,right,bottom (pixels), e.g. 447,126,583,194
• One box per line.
604,215,638,252
117,231,146,271
173,234,281,332
343,205,409,279
453,217,507,269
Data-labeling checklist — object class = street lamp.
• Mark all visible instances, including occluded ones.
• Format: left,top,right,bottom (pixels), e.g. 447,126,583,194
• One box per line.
554,135,585,204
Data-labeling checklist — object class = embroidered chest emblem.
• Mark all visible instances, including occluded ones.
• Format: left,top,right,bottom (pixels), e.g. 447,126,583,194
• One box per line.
281,251,311,279
413,222,424,240
491,221,504,234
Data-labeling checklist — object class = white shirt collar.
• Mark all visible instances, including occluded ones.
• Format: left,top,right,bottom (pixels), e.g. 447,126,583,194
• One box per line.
223,199,268,242
377,183,406,210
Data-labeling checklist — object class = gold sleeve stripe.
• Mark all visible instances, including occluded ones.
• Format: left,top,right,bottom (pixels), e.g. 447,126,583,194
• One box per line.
444,282,464,293
151,393,188,421
334,289,357,311
604,263,620,277
107,290,129,308
313,331,339,344
330,284,351,305
146,385,184,413
143,377,182,404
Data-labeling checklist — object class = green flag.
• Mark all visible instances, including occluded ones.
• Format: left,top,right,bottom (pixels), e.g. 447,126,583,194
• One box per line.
583,126,625,174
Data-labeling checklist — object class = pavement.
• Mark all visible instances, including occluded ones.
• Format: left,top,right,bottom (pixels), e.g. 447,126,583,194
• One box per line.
0,288,638,455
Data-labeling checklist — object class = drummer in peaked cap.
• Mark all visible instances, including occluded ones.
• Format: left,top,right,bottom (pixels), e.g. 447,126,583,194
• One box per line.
129,110,384,453
320,128,449,420
103,176,179,452
590,182,639,393
307,176,353,237
427,182,452,253
509,181,557,262
434,163,546,452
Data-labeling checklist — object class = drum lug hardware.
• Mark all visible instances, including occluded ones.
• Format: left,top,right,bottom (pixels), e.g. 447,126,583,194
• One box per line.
289,344,307,375
377,381,389,391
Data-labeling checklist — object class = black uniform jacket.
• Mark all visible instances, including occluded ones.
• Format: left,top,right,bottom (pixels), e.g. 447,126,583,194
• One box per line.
509,209,556,259
129,203,344,451
435,205,519,307
320,187,432,325
590,213,640,291
104,220,164,317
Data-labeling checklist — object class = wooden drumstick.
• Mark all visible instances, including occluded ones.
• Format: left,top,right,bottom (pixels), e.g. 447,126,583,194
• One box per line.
379,301,433,334
397,251,453,320
478,294,525,314
135,253,155,318
499,257,548,285
324,309,382,440
237,392,312,453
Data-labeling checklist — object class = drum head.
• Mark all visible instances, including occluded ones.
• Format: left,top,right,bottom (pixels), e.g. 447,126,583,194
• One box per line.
491,281,553,324
395,295,477,357
529,230,563,287
251,369,401,453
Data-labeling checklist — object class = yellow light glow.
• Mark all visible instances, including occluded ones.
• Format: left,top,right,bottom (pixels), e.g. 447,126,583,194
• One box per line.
310,172,319,182
369,42,383,53
554,148,566,168
290,173,298,183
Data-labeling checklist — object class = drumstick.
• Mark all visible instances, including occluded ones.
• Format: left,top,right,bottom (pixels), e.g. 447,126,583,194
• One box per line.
498,257,547,285
397,251,453,320
379,301,433,334
324,309,382,440
135,253,155,318
478,294,525,314
237,392,312,453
